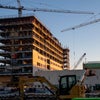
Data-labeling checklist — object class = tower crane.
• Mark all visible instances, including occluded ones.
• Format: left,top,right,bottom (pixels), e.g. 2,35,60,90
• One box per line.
0,0,94,17
73,53,86,70
61,17,100,32
17,0,23,17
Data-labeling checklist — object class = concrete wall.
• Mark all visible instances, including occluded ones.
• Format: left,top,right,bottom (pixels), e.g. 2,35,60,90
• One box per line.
35,69,100,87
35,70,85,85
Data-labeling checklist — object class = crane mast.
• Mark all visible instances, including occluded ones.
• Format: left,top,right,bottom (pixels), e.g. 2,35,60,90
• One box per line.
17,0,23,17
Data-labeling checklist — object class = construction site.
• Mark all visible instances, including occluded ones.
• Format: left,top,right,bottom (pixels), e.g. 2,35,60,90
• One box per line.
0,0,100,100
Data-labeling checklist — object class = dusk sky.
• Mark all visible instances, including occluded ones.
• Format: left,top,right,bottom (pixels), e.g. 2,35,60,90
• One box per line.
0,0,100,69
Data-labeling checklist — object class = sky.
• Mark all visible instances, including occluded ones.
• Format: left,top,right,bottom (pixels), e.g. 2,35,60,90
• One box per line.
0,0,100,69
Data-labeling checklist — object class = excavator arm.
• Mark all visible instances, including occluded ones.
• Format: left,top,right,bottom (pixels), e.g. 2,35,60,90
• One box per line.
18,76,57,100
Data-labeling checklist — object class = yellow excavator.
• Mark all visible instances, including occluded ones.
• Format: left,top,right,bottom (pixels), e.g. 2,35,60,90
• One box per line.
18,74,86,100
0,69,95,100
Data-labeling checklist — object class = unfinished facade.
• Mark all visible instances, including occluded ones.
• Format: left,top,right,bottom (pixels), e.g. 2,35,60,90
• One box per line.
0,15,70,77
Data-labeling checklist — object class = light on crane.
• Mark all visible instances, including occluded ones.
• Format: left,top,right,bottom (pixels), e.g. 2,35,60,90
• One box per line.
0,0,94,17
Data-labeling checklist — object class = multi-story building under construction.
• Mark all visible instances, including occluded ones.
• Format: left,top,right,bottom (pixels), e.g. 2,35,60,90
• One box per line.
0,15,70,79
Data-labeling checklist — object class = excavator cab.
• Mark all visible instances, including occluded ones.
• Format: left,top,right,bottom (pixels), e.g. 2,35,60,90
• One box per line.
58,70,96,100
59,75,76,95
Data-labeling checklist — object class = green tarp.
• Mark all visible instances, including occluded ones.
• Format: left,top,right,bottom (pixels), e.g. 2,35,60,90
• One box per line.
83,63,100,69
72,98,100,100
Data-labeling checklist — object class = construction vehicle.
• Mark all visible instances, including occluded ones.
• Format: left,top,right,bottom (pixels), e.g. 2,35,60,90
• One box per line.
35,69,95,100
0,75,85,100
0,69,95,100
